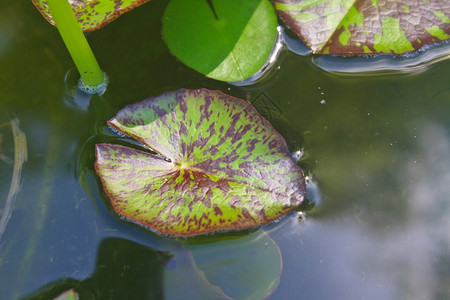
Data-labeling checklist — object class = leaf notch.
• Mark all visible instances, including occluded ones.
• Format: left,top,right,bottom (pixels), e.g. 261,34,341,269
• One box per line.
95,89,306,236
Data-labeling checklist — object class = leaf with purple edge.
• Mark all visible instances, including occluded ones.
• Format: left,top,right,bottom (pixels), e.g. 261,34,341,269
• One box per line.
31,0,151,32
95,88,305,236
273,0,450,55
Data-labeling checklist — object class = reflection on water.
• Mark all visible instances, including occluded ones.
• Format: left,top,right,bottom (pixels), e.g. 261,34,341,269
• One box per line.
23,237,170,299
63,68,95,111
230,26,284,87
304,175,321,207
0,117,27,244
279,23,450,75
269,122,450,299
314,41,450,75
370,123,450,299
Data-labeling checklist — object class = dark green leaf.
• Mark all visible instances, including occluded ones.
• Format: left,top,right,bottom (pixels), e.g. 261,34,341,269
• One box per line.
273,0,450,54
162,0,278,81
95,89,305,236
24,238,170,299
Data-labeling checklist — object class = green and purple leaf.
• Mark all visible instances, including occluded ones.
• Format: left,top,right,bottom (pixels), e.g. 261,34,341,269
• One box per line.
95,89,305,236
31,0,150,32
272,0,450,54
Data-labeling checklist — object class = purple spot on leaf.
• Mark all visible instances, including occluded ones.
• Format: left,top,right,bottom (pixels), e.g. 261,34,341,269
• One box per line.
95,89,305,236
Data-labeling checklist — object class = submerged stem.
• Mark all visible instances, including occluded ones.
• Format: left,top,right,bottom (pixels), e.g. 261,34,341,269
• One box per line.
46,0,106,90
0,117,27,244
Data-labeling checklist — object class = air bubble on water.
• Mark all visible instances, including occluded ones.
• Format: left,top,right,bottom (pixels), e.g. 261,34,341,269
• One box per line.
291,148,304,162
77,72,109,95
108,125,128,138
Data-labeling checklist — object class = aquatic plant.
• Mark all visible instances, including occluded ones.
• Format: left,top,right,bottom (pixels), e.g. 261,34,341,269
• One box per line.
95,89,306,236
272,0,450,54
162,0,278,81
33,0,450,83
34,0,107,93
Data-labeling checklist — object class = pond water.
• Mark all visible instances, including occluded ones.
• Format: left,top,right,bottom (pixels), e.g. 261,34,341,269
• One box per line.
1,1,450,299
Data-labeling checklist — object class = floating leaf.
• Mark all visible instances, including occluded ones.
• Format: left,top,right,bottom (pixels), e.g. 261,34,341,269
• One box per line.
95,89,305,236
272,0,450,54
186,231,282,299
163,250,230,299
162,0,278,81
31,0,150,32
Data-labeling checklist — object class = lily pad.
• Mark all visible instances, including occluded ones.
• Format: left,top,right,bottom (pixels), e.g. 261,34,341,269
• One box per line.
186,231,282,299
95,89,305,236
162,0,278,82
163,250,230,299
31,0,150,32
272,0,450,54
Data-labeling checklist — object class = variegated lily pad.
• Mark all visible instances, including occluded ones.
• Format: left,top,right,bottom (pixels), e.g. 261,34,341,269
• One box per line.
95,89,305,236
31,0,150,32
273,0,450,54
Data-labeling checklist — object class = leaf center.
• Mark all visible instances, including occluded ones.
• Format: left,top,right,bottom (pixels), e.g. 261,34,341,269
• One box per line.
206,0,219,20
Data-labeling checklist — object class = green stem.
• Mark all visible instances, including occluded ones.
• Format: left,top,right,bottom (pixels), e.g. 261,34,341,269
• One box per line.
46,0,104,87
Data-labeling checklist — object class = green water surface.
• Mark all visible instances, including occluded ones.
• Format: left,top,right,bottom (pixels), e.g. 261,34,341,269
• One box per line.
1,1,449,299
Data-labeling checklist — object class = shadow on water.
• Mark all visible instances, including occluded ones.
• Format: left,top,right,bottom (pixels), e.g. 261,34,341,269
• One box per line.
23,237,170,300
